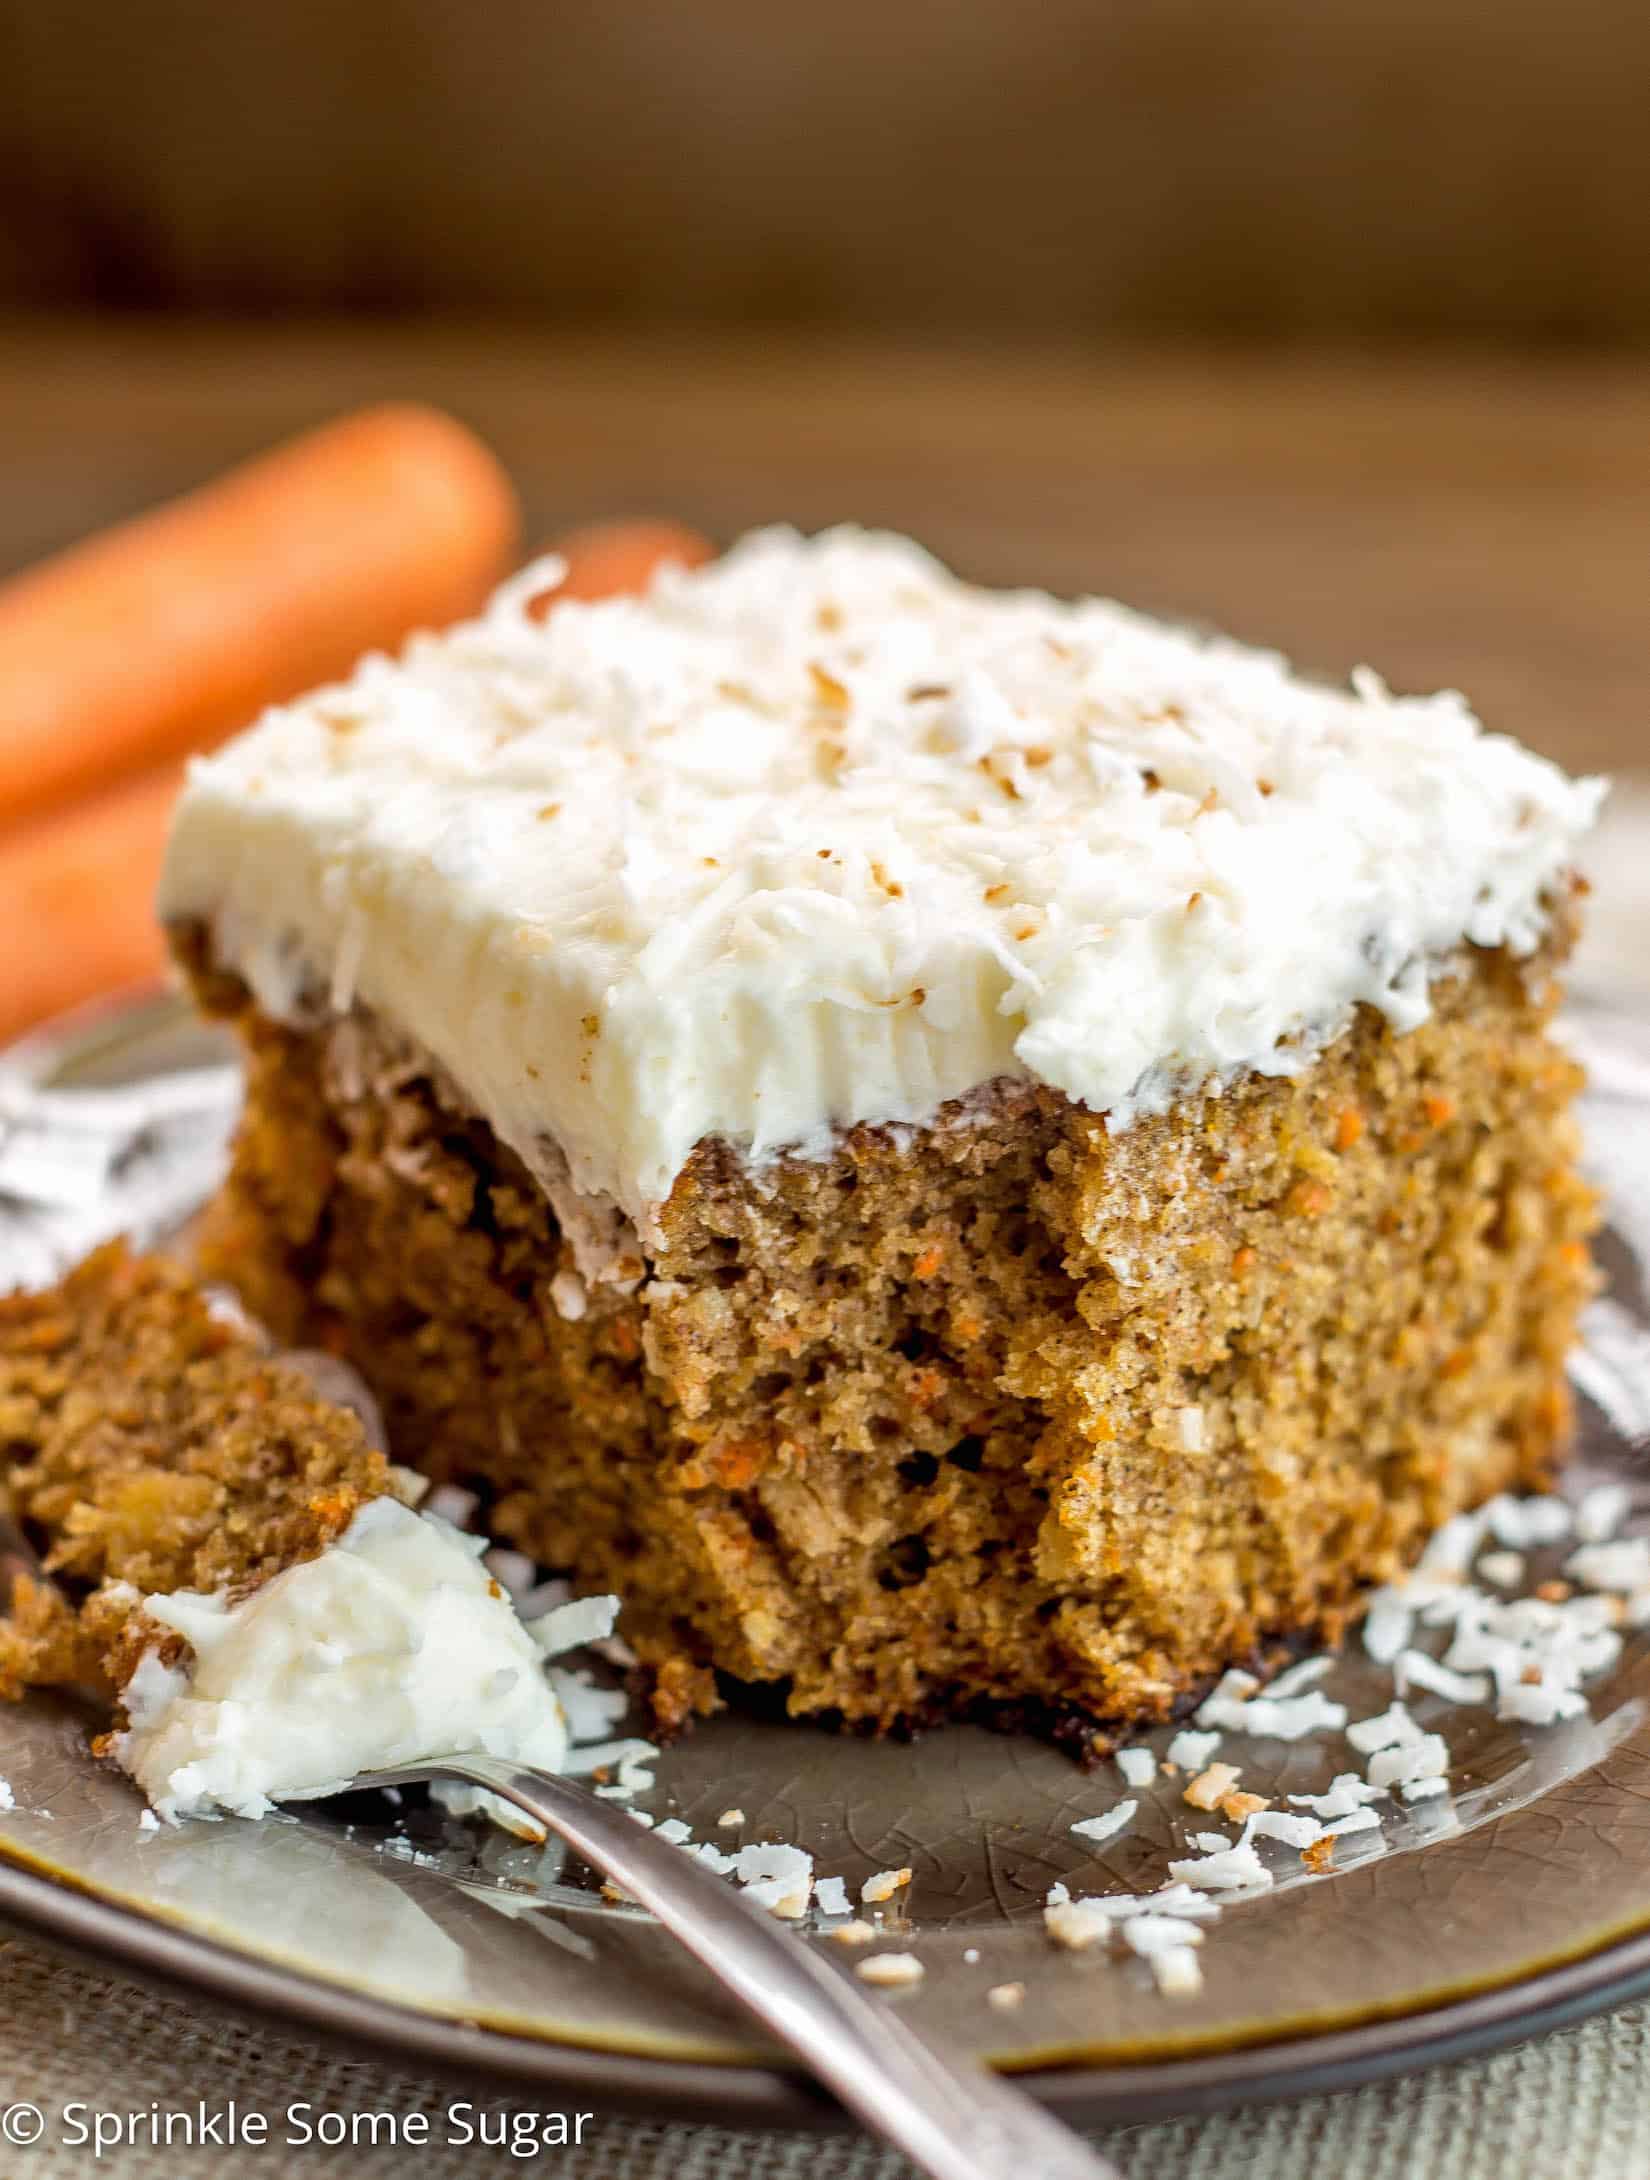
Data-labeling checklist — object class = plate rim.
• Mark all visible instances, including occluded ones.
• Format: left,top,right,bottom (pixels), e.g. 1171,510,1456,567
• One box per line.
4,1840,1650,2132
8,985,1650,2132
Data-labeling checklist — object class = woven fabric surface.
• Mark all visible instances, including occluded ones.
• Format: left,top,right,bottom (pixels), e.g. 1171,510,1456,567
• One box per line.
0,1921,1644,2179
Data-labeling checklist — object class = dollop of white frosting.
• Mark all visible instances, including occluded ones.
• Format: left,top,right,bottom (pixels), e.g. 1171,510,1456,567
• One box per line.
116,1500,571,1823
160,528,1604,1227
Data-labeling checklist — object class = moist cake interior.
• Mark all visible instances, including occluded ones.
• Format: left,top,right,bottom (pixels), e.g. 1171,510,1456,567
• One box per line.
179,916,1594,1749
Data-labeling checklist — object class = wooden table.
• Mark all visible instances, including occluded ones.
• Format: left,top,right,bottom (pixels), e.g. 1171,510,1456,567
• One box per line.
1,321,1645,778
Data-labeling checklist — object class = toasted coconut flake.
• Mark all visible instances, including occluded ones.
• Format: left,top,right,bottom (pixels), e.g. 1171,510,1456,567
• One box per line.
826,1919,879,1946
1045,1899,1116,1950
861,1865,913,1905
856,1952,925,1988
1183,1762,1241,1811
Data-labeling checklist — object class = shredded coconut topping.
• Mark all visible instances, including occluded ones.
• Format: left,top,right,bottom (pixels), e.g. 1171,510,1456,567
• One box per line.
162,527,1601,1228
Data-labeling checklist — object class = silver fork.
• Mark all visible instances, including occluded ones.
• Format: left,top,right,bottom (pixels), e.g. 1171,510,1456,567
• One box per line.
0,1510,1116,2180
355,1754,1119,2180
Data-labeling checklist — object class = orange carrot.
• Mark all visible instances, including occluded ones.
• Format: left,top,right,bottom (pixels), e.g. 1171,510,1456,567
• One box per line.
527,518,715,611
3,516,718,1041
0,766,180,1044
0,403,521,829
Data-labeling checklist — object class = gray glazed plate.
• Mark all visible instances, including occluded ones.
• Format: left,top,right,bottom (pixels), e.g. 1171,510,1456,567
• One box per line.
1,989,1649,2131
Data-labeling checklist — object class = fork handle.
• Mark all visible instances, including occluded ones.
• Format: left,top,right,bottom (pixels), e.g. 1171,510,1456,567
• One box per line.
362,1754,1119,2180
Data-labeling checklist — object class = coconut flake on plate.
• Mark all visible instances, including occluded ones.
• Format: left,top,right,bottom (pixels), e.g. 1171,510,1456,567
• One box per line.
547,1666,631,1745
1362,1589,1414,1663
1346,1701,1424,1755
1477,1549,1526,1590
1287,1773,1382,1818
1415,1511,1487,1579
736,1841,814,1918
1367,1733,1448,1793
826,1920,878,1947
1166,1729,1223,1771
1045,1898,1118,1950
1200,1688,1348,1741
1323,1806,1384,1836
1393,1649,1491,1705
1194,1674,1255,1726
1151,1946,1205,1996
1266,1655,1335,1699
1165,1842,1272,1891
1574,1483,1633,1545
1122,1913,1206,1958
861,1865,914,1905
1071,1799,1138,1845
856,1953,925,1988
1566,1538,1650,1593
1183,1762,1242,1811
1115,1746,1157,1787
1400,1775,1453,1803
1240,1809,1324,1850
527,1593,621,1655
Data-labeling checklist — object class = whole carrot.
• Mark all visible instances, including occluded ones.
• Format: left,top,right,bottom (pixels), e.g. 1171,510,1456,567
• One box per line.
0,767,179,1046
527,517,716,610
0,403,521,829
4,517,719,1042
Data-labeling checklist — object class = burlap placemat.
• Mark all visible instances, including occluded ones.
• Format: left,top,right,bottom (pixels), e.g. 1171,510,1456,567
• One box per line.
0,1919,1642,2178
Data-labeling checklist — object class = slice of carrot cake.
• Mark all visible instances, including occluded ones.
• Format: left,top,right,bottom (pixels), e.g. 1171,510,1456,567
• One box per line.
156,527,1603,1748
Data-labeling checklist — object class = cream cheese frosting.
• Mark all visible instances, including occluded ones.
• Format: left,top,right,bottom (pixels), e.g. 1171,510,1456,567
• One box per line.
116,1500,573,1823
159,527,1604,1232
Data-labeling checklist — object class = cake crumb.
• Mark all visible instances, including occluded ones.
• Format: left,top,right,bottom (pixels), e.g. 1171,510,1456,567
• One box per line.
1301,1835,1336,1873
1219,1790,1268,1823
717,1808,746,1827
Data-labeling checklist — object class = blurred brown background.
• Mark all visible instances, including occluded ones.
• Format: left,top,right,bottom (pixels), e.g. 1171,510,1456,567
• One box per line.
0,0,1646,786
5,0,1650,340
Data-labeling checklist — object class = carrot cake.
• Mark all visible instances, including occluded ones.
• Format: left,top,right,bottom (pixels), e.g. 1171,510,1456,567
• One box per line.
153,527,1604,1750
0,1243,584,1818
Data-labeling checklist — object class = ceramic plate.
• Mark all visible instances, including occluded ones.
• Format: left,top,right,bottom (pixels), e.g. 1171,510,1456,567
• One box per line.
1,990,1648,2131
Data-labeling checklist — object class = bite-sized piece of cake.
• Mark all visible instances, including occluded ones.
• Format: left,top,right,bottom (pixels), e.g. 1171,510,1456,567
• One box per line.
0,1242,392,1702
159,528,1604,1747
0,1244,590,1821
